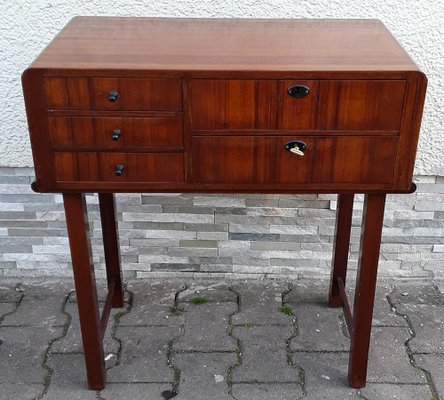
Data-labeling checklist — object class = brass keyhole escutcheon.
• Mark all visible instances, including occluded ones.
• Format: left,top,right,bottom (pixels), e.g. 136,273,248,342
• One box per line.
284,140,307,157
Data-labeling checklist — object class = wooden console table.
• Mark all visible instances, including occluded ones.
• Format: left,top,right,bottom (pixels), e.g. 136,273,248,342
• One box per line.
22,17,427,390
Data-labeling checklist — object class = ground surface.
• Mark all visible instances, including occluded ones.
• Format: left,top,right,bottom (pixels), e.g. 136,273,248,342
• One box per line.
0,278,443,400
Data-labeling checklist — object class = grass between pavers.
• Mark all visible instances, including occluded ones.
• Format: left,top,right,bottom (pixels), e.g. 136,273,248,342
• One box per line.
191,297,208,304
169,306,184,316
280,305,294,316
113,310,127,320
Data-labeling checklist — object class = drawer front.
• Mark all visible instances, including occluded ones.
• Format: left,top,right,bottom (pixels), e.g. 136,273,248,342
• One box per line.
191,136,398,184
190,79,257,129
190,79,318,130
49,116,183,150
44,77,182,110
319,80,406,131
280,80,318,130
54,152,184,182
189,79,404,132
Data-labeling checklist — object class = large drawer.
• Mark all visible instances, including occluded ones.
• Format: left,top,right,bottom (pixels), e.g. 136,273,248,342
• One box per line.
191,135,398,184
54,152,184,182
189,79,405,131
49,116,183,150
44,77,182,111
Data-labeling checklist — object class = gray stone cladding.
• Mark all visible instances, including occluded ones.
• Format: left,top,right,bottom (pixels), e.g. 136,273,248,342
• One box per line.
0,168,443,281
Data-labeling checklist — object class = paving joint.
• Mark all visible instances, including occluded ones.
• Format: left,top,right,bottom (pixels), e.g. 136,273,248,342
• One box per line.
36,289,73,400
285,316,304,388
164,283,188,399
291,349,349,354
105,284,133,373
387,289,441,400
231,380,308,384
283,284,306,391
0,283,24,325
171,349,238,354
226,286,241,399
356,389,370,399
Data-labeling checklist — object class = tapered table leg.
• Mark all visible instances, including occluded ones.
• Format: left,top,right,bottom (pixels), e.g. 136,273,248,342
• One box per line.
63,193,105,390
348,193,386,388
329,194,354,307
99,193,124,308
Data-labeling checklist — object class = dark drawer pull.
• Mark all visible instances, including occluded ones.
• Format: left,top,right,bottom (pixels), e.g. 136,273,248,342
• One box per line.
112,128,121,141
108,90,119,102
287,84,310,98
284,140,307,156
114,164,125,176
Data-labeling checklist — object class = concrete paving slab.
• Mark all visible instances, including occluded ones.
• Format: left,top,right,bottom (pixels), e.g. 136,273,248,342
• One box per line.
43,354,97,400
125,281,184,304
233,325,292,350
390,284,444,305
292,352,361,399
174,302,237,352
232,282,290,326
346,285,408,328
360,382,433,400
172,352,236,400
232,348,298,383
232,383,303,400
284,280,328,304
69,283,130,304
178,282,237,303
365,286,409,327
232,326,296,382
290,303,349,351
120,281,184,326
100,383,172,400
0,284,22,303
289,282,409,341
413,354,444,399
120,303,184,326
0,303,15,319
0,326,62,384
0,383,44,400
367,327,427,384
18,281,73,299
107,326,180,383
2,294,67,327
396,303,444,353
51,302,120,355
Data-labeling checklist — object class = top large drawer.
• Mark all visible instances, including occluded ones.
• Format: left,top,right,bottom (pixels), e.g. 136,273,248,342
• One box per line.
189,79,405,131
43,77,182,111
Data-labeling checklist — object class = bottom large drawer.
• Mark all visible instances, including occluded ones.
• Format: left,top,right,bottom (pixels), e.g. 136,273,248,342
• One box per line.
191,136,398,185
54,152,184,182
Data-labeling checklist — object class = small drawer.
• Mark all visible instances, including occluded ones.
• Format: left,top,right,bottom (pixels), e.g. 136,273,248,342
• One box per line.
49,116,183,150
191,135,398,184
54,152,184,182
44,77,182,110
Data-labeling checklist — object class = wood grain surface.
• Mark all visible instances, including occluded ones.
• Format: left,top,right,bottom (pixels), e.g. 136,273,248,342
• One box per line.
28,17,419,72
